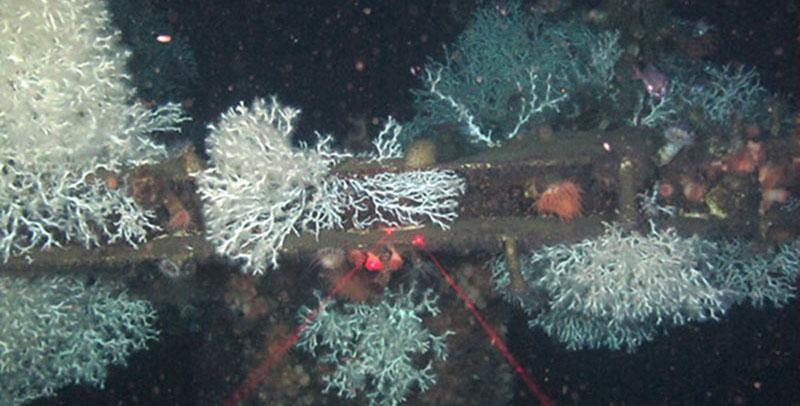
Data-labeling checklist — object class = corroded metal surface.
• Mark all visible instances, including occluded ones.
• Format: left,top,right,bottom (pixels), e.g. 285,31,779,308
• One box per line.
10,126,781,276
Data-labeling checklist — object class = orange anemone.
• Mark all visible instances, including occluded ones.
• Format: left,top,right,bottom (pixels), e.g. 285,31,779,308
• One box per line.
534,181,582,221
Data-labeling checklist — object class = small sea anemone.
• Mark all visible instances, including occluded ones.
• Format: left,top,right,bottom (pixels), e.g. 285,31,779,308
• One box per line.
759,187,789,215
658,182,675,198
382,244,404,273
729,149,757,173
758,163,787,189
314,247,347,272
728,141,766,174
535,181,582,221
682,180,706,203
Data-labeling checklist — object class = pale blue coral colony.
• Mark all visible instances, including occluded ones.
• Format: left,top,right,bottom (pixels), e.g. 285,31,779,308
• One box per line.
296,286,453,406
0,276,159,406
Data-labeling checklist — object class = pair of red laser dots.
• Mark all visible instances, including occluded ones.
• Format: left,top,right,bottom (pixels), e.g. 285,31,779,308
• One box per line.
223,229,552,406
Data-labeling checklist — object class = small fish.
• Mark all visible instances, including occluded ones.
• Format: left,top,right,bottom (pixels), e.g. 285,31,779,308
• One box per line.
634,65,670,99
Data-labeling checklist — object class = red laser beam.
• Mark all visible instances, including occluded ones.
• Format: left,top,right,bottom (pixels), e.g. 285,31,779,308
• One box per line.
413,234,553,406
223,230,393,405
223,230,551,406
223,263,359,406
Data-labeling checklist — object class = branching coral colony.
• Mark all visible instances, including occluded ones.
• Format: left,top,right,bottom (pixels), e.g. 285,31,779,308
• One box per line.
296,285,453,406
1,0,182,404
195,96,466,274
203,2,797,405
193,97,465,403
406,1,624,147
393,1,794,356
1,0,188,263
3,0,795,404
0,275,159,406
490,223,799,351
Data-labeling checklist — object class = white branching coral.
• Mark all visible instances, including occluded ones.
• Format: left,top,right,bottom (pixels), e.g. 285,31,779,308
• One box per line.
491,223,800,351
368,116,404,162
195,97,465,274
195,97,346,273
707,238,799,308
0,0,187,261
323,170,466,230
492,223,727,350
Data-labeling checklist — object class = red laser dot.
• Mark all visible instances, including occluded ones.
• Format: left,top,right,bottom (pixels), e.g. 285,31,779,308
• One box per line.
384,227,395,236
223,233,552,406
364,252,383,271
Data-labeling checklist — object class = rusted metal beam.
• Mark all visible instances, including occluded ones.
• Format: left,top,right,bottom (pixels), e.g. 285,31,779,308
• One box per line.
7,127,743,276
